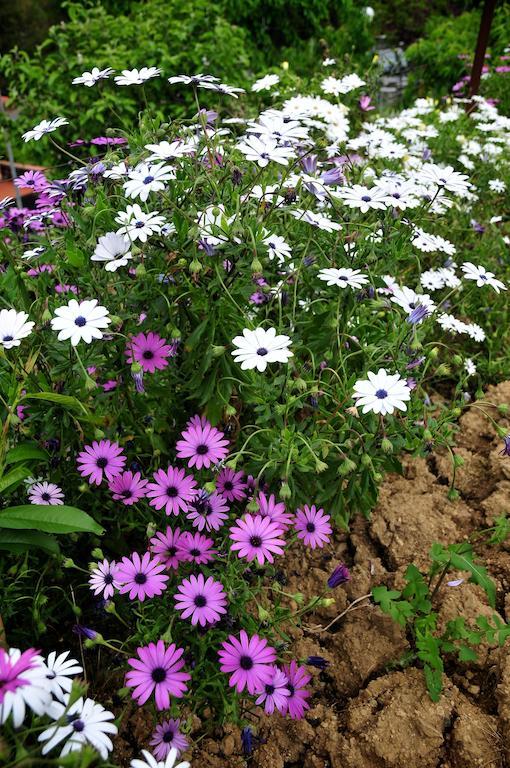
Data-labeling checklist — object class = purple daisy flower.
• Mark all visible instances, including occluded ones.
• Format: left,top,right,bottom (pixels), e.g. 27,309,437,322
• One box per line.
216,467,247,501
76,440,126,485
281,661,311,719
177,532,216,565
256,491,294,530
150,719,189,759
229,514,286,566
174,573,227,626
108,471,148,505
175,415,229,469
125,640,190,710
14,170,48,192
218,631,277,694
126,332,175,374
89,559,121,599
186,489,229,532
28,481,64,505
146,466,198,516
149,527,189,570
294,505,332,549
255,665,290,714
116,552,169,601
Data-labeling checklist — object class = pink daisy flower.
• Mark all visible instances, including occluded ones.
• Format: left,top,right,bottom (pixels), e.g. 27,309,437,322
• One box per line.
126,640,190,710
146,466,197,516
257,491,294,530
281,661,311,719
28,481,64,505
150,719,189,759
177,532,216,565
294,505,332,549
218,631,277,694
116,552,169,601
76,440,126,485
229,514,286,565
175,416,229,469
174,573,227,626
149,527,189,569
89,559,121,599
108,471,148,505
126,332,175,374
186,490,229,532
216,467,247,501
255,665,290,714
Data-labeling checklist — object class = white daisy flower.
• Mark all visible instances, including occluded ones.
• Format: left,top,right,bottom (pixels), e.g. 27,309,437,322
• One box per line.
167,73,219,88
322,58,336,66
145,140,195,161
22,117,69,142
353,369,411,416
488,179,506,193
23,246,47,262
122,162,175,202
262,232,292,263
104,161,129,180
114,67,161,85
72,67,114,87
236,136,295,167
461,262,506,293
390,285,436,316
131,747,190,768
0,309,35,349
43,651,83,702
115,204,166,243
332,184,388,213
465,322,486,342
288,209,342,232
231,327,293,372
38,696,117,761
418,164,470,195
318,267,369,290
464,358,476,376
0,648,52,727
0,196,14,210
50,299,111,346
251,74,280,92
91,233,132,272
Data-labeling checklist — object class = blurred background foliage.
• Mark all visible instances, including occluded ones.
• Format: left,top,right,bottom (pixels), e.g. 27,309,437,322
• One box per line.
0,0,510,163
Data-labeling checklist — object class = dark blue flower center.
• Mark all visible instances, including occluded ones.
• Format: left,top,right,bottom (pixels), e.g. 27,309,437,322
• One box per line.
41,492,51,501
143,175,155,184
3,335,14,342
135,221,145,228
240,655,254,670
306,522,316,532
250,536,262,547
375,389,388,399
96,457,108,468
265,684,275,694
196,444,209,455
74,316,87,327
142,350,154,359
361,195,371,202
194,594,207,607
257,347,268,356
162,729,174,743
134,572,147,584
166,486,178,497
151,667,166,683
72,719,85,732
104,574,114,584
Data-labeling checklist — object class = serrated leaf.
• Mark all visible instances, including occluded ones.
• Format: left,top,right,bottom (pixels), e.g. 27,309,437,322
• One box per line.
0,530,59,555
0,505,104,535
458,645,478,662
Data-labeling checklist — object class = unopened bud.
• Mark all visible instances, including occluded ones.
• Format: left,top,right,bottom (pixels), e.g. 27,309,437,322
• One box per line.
381,437,393,454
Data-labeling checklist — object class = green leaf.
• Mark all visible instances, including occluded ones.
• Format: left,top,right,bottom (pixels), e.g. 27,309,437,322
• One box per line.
0,505,104,535
0,530,60,555
402,564,432,614
0,464,33,494
372,585,414,626
458,645,478,662
20,392,89,415
5,443,48,465
430,542,497,608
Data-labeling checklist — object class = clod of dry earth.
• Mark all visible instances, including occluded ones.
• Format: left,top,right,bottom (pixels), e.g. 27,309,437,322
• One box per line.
114,382,510,767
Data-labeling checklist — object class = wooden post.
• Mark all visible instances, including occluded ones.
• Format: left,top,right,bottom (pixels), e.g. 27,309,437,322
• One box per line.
467,0,497,110
0,97,22,208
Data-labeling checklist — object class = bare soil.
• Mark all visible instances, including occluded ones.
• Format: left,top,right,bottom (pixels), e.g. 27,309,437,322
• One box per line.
115,381,510,767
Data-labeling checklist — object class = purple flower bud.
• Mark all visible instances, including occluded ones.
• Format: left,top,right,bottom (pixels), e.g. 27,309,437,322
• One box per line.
406,377,417,390
198,239,215,256
231,168,243,186
406,304,429,325
72,624,98,640
406,356,425,370
500,435,510,456
241,727,253,757
132,370,145,393
300,154,318,174
327,563,350,588
422,148,432,161
320,167,344,185
303,255,315,267
307,655,329,669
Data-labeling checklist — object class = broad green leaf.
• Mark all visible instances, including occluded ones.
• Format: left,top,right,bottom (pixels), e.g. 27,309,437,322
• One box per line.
20,392,89,415
0,530,60,555
5,443,48,466
0,505,104,535
458,646,478,662
0,464,32,494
